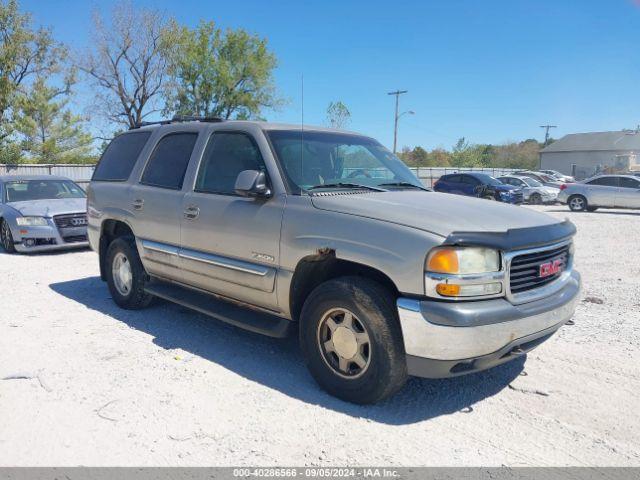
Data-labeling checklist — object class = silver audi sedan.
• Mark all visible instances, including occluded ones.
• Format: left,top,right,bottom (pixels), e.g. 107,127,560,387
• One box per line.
0,175,88,253
557,174,640,211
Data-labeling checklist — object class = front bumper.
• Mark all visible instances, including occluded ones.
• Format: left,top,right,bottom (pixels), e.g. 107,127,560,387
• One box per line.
11,221,88,253
397,270,581,378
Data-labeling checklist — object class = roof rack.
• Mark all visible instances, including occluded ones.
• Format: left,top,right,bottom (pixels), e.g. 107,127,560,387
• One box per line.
131,115,225,129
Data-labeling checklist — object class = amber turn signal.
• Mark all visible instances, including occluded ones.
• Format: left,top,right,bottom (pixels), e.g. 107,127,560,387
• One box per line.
435,283,461,296
427,248,460,274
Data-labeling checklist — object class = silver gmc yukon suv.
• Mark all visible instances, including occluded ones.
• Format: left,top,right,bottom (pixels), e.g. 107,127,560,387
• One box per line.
87,117,581,404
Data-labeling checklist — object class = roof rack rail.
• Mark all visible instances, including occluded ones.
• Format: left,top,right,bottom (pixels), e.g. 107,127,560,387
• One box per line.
131,115,225,130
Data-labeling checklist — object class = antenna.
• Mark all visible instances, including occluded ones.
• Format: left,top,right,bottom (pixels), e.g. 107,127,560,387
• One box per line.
301,73,304,177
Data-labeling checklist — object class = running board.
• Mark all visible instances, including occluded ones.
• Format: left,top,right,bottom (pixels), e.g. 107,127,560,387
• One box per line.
144,279,293,338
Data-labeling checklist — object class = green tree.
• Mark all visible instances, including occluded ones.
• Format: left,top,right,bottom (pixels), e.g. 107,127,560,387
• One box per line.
326,100,351,129
0,0,65,148
13,77,93,163
163,20,280,119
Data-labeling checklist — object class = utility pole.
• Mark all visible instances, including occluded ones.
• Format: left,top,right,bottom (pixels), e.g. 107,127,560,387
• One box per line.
539,124,557,170
540,124,557,147
388,90,408,153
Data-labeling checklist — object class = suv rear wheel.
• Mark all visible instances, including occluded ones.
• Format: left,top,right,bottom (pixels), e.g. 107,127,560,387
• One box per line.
105,237,154,309
300,277,407,404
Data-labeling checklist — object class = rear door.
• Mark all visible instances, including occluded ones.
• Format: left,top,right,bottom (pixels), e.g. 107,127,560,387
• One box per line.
585,176,619,207
179,130,285,311
130,131,199,280
616,177,640,208
460,175,480,196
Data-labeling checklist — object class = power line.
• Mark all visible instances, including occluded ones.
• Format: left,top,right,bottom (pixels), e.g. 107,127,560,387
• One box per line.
388,90,408,153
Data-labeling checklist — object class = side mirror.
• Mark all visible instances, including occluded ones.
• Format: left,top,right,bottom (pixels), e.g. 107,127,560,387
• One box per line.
234,170,271,197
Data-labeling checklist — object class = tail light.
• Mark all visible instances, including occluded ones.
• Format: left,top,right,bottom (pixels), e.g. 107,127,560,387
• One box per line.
433,180,439,188
560,184,567,190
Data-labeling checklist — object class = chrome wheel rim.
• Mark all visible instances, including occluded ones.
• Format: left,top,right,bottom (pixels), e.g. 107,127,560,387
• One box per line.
317,308,371,379
1,222,11,250
569,197,584,210
112,252,133,296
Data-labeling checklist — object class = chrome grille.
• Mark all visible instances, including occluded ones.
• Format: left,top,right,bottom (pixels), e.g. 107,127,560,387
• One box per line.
53,213,87,229
509,244,571,294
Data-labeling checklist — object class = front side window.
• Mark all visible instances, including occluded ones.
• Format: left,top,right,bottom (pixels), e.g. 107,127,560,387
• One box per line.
4,180,86,203
195,131,266,195
141,133,198,189
266,130,422,193
470,173,501,186
93,131,151,182
523,177,542,187
620,177,640,189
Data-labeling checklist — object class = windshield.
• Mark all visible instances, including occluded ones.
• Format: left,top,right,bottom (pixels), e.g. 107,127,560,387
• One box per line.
4,179,86,203
266,130,423,193
471,173,503,186
523,177,543,187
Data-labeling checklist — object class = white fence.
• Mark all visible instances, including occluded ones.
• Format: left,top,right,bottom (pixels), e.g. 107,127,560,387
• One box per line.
0,164,522,189
0,164,96,188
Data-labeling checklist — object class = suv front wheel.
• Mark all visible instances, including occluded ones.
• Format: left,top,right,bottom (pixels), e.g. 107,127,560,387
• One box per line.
105,237,154,309
300,277,407,404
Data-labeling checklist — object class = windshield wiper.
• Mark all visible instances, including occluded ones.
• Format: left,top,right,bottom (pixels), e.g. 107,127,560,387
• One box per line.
307,182,385,192
378,181,430,191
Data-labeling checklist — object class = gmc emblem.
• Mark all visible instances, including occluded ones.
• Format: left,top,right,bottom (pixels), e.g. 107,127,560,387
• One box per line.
539,259,563,278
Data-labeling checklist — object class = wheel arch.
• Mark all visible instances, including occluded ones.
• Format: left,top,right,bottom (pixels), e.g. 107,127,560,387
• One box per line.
98,219,136,281
288,250,400,323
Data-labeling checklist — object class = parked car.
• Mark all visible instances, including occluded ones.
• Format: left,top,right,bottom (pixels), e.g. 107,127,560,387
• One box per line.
540,169,575,183
558,174,640,211
0,175,88,253
433,172,524,204
515,171,565,189
498,175,559,204
88,117,580,404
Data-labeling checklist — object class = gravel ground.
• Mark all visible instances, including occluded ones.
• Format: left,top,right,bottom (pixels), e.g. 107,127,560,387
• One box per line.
0,205,639,466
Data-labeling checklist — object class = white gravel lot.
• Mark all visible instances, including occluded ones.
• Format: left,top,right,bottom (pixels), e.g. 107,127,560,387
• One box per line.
0,205,639,466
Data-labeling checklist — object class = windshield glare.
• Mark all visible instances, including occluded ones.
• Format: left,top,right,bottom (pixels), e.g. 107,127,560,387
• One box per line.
472,173,502,186
523,177,543,187
266,130,423,192
4,180,86,203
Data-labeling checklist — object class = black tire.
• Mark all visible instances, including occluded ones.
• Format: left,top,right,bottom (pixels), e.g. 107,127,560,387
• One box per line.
482,195,495,201
0,219,16,253
299,277,408,404
586,206,599,212
105,237,154,309
568,194,588,212
529,193,542,205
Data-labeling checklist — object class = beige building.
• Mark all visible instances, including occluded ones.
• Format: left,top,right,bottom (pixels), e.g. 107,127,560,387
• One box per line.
540,130,640,180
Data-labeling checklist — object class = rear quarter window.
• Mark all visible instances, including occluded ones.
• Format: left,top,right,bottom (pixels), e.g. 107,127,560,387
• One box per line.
92,131,152,182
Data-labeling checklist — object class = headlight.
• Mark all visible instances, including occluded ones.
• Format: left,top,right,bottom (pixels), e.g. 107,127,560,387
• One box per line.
425,247,503,299
426,247,500,274
16,216,48,226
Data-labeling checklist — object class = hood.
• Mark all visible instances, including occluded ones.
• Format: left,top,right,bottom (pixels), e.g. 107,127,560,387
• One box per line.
310,191,560,237
7,198,87,217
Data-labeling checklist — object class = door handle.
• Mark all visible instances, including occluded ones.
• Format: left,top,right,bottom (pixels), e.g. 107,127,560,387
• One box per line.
183,205,200,219
132,199,144,210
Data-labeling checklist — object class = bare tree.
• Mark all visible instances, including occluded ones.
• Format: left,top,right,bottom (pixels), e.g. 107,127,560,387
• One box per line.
326,101,351,129
77,2,170,129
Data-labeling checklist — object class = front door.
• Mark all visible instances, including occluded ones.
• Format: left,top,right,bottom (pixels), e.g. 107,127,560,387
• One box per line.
129,132,199,280
179,130,285,311
616,176,640,208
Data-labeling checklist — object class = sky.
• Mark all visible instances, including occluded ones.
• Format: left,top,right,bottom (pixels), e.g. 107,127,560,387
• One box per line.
20,0,640,151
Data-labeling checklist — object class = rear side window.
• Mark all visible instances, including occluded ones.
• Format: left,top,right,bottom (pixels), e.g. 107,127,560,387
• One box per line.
588,177,619,187
461,175,479,185
141,133,198,190
620,177,640,189
195,132,265,195
92,132,151,181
